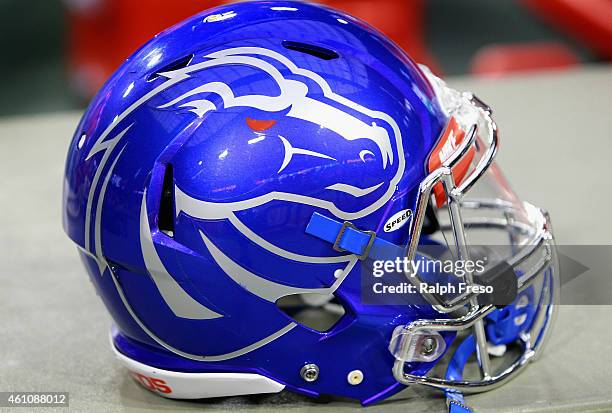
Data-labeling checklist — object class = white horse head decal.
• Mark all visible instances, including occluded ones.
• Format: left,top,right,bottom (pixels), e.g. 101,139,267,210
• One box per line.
157,47,406,222
81,47,408,327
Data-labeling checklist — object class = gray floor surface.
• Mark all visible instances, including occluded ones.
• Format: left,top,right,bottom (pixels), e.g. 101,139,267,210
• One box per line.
1,66,611,412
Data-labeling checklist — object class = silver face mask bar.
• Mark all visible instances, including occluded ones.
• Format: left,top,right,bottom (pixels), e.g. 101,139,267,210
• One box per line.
388,70,560,392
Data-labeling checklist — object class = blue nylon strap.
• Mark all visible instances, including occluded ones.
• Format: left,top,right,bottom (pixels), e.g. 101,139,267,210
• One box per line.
305,212,405,261
445,334,476,413
448,400,473,413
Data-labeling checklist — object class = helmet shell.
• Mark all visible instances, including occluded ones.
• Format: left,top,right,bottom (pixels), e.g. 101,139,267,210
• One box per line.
63,1,448,404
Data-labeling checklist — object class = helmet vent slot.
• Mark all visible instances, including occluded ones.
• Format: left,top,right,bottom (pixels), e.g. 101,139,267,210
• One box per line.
276,293,345,332
282,41,339,60
147,54,194,81
158,164,175,237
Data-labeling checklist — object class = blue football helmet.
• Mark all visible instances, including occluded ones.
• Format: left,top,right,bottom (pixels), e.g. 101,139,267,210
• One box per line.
62,1,558,410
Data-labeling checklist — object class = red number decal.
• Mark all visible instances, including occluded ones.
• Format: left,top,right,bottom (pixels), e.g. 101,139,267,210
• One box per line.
131,372,173,394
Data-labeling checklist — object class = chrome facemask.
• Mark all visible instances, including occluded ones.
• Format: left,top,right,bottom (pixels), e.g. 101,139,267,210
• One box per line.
388,68,559,393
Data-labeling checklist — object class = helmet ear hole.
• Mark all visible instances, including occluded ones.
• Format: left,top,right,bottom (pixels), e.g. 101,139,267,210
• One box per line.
157,164,175,237
276,293,346,332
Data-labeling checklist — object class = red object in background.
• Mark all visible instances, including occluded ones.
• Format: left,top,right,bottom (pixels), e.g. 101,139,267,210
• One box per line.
319,0,438,71
471,42,579,77
67,0,436,98
523,0,612,60
67,0,225,98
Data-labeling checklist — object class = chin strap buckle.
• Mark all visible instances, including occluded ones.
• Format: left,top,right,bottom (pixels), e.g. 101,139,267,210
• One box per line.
332,221,376,261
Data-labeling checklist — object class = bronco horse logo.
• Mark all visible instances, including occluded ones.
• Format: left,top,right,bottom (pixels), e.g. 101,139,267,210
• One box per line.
84,47,406,351
158,47,405,222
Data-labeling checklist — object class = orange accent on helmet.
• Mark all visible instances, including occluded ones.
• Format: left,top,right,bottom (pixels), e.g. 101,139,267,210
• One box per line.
428,117,476,208
246,118,277,132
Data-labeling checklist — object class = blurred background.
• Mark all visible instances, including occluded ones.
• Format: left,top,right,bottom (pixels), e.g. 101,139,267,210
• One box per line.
0,0,610,117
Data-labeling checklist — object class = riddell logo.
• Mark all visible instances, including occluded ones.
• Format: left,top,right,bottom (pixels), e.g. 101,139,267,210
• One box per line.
130,371,172,394
384,209,413,233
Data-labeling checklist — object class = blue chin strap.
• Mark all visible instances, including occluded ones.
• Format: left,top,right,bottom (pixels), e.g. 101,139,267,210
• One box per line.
444,335,476,413
306,212,406,261
443,287,536,413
